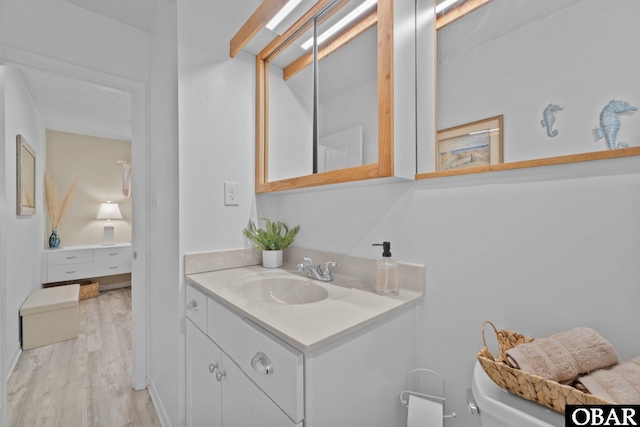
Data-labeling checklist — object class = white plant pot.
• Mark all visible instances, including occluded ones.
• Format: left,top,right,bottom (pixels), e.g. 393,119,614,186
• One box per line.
262,250,283,268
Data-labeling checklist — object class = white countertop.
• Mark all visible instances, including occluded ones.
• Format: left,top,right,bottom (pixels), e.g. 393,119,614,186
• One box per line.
186,265,423,352
44,242,132,251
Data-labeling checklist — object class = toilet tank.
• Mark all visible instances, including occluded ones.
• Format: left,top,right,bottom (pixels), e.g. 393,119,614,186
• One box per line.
471,361,564,427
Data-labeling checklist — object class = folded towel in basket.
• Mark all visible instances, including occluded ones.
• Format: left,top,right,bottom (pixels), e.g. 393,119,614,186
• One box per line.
505,327,618,383
576,356,640,404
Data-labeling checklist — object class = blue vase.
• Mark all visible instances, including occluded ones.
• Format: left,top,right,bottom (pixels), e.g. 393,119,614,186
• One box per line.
49,229,61,248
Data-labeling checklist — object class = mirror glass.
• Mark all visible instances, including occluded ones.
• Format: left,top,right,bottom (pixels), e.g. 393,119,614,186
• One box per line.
264,0,380,183
267,19,315,182
418,0,640,174
317,7,378,173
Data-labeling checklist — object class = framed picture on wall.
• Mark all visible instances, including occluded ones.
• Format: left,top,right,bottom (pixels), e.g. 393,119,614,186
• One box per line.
436,115,503,171
17,134,36,216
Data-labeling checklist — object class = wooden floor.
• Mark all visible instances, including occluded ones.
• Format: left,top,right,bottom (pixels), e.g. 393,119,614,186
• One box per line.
8,288,161,427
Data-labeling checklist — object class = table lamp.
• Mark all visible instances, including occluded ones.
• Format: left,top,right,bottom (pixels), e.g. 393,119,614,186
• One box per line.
96,201,123,245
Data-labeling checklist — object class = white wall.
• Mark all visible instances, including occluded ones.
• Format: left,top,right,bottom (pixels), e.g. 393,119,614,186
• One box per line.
46,130,132,247
178,0,258,253
258,157,640,426
3,65,46,377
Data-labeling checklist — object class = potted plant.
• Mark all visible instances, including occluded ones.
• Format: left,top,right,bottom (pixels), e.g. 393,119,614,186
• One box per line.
243,218,300,268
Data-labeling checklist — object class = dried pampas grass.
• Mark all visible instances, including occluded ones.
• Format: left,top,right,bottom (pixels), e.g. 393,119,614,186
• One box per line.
45,172,79,229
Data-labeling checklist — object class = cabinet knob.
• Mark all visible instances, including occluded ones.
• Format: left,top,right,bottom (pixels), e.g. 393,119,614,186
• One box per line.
215,369,226,382
186,300,199,311
209,363,217,374
251,352,273,375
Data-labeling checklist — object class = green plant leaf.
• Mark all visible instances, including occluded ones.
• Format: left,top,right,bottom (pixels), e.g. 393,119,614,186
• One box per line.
242,218,300,251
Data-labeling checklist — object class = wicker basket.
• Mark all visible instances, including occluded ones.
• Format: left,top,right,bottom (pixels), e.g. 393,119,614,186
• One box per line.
78,282,99,300
44,279,99,300
477,321,611,414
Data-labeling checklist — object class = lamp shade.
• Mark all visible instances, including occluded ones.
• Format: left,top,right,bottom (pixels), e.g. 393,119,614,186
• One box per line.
96,202,123,220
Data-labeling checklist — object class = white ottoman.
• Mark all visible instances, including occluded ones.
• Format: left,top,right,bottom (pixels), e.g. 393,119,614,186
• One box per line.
20,284,80,350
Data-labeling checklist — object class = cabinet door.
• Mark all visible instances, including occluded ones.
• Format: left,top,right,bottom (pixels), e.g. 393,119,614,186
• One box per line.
186,319,222,427
222,354,300,427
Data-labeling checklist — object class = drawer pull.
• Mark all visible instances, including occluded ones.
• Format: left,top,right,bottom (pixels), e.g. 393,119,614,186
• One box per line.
215,369,226,382
187,300,199,311
109,266,118,269
66,270,76,274
209,363,217,374
251,352,273,375
65,256,76,260
109,253,118,256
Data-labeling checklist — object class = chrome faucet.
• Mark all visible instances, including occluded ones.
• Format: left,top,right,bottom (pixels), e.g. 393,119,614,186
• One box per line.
297,257,337,282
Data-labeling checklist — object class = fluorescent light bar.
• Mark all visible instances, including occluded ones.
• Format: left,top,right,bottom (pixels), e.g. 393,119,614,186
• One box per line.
435,0,463,14
267,0,304,31
301,0,377,50
468,128,499,135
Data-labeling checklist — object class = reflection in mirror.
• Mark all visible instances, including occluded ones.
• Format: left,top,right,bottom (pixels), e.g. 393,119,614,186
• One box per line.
418,0,640,176
267,0,379,180
267,19,315,182
258,0,389,190
317,6,378,173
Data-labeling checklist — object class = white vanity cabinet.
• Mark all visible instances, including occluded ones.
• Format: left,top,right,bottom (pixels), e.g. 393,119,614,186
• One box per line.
186,281,417,427
186,285,302,427
186,319,222,427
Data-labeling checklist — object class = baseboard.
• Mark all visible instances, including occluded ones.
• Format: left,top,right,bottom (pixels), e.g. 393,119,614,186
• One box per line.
98,281,131,292
6,343,21,382
148,378,172,427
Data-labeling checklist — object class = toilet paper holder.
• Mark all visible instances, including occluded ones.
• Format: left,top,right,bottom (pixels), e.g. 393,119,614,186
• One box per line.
400,368,456,419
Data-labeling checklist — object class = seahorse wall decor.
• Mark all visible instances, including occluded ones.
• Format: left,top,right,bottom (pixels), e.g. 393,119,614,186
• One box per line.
541,103,563,137
595,99,638,149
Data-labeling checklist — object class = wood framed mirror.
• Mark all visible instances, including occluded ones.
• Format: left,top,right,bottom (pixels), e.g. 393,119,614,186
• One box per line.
240,0,419,193
417,0,640,180
17,134,36,216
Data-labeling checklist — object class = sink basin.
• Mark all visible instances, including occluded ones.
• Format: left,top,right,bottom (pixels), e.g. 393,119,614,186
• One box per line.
228,270,352,305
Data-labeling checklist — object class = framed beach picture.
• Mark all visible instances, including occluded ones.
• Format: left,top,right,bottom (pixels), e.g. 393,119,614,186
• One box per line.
436,116,503,172
17,134,36,216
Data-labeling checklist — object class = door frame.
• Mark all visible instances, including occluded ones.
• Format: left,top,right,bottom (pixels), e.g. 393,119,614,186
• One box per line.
4,47,149,390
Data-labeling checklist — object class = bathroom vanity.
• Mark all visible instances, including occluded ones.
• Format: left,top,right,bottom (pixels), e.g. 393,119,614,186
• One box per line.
184,248,424,427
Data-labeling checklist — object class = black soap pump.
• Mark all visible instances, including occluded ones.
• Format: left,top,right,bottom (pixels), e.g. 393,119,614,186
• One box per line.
372,242,398,296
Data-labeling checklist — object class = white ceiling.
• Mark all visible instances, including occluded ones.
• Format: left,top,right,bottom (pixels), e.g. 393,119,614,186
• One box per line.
20,68,133,142
64,0,161,33
18,0,164,142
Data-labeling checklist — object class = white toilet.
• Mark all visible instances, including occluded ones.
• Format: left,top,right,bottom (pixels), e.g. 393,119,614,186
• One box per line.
470,361,564,427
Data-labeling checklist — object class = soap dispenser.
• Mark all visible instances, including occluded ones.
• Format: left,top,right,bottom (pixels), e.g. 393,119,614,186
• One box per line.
372,242,398,296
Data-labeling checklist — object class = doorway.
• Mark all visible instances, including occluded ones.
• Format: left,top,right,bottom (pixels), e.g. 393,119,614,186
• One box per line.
4,53,148,398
